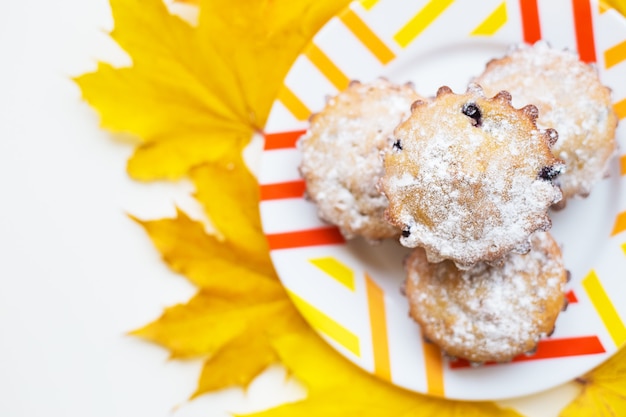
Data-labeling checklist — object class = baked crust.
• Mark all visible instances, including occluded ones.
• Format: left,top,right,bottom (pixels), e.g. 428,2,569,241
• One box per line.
299,78,423,241
404,232,567,363
474,42,618,205
380,84,563,268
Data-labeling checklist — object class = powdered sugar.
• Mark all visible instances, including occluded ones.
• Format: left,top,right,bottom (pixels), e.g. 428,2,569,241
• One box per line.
406,232,566,362
381,86,563,268
298,78,422,240
474,42,618,201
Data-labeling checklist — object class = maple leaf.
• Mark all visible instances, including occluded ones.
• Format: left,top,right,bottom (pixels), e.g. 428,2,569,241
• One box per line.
131,209,307,395
131,209,277,295
75,0,350,181
130,279,306,396
130,288,301,359
131,210,306,354
195,0,351,128
76,0,246,181
239,328,524,417
606,0,626,15
559,346,626,416
193,335,279,398
190,155,274,276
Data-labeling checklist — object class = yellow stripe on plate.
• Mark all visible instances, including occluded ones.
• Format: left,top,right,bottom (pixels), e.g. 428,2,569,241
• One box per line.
277,86,311,121
422,334,445,396
360,0,379,10
622,242,626,256
470,2,507,36
394,0,455,48
287,290,361,357
310,257,355,291
582,270,626,347
614,97,626,120
340,9,396,64
365,273,391,381
605,40,626,69
599,0,610,13
305,44,351,92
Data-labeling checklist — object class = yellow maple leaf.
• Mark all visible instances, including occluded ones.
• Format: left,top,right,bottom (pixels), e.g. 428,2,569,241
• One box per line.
193,335,279,398
131,209,307,396
130,287,301,359
239,328,523,417
559,346,626,416
131,209,277,293
131,210,305,349
195,0,351,127
76,0,246,180
606,0,626,15
190,157,276,276
130,283,307,396
75,0,350,181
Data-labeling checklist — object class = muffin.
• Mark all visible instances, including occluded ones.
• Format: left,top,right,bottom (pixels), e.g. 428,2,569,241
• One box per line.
404,232,568,363
299,78,424,241
474,42,618,206
380,84,563,268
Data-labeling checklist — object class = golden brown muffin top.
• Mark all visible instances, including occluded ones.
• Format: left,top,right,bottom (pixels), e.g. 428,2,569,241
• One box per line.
381,84,564,268
405,232,567,363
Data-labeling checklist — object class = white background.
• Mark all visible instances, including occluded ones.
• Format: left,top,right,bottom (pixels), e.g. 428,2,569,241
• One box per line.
0,1,583,416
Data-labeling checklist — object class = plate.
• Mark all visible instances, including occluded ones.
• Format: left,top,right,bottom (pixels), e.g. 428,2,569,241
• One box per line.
258,0,626,400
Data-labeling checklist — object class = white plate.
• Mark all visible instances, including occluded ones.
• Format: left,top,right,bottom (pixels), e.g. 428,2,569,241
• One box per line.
259,0,626,400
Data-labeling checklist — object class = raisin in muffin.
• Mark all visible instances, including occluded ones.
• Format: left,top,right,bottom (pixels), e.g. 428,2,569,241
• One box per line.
380,84,563,268
474,42,618,206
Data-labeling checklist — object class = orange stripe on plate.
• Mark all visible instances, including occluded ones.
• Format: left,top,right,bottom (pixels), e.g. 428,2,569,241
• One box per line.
621,155,626,175
277,86,311,121
266,227,345,250
610,210,626,236
449,336,605,368
305,44,351,91
264,130,306,150
583,270,626,347
604,40,626,69
615,98,626,119
566,289,578,304
340,9,395,64
260,180,306,201
365,273,391,381
572,0,597,63
519,0,542,44
422,336,445,396
393,0,455,48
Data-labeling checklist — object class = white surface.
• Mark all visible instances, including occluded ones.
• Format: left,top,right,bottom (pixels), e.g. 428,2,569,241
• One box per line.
0,1,303,416
0,0,579,416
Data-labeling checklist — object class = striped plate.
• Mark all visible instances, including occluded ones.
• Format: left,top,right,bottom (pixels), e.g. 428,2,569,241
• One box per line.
259,0,626,400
